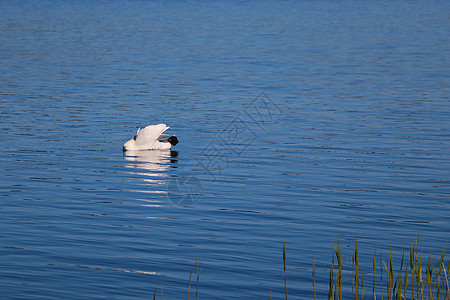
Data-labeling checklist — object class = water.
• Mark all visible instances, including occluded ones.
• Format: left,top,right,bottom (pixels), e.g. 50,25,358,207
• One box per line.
1,0,449,299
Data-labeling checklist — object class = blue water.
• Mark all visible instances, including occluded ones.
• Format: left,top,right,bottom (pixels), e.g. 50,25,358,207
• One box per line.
1,1,449,299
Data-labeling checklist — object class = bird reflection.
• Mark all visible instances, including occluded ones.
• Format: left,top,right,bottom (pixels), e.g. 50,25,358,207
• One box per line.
123,150,177,172
123,150,178,201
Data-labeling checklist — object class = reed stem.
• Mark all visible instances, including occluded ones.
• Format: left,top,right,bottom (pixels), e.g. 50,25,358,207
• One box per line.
283,241,288,300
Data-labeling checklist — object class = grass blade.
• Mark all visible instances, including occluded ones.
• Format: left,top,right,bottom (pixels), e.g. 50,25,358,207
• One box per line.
283,241,288,300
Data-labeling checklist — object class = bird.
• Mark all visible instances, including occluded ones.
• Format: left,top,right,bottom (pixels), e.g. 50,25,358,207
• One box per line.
123,123,179,151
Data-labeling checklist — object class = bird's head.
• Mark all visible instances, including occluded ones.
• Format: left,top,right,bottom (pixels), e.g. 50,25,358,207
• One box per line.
167,135,179,146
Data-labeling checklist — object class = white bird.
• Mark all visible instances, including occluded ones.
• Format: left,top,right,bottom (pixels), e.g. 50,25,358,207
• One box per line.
123,124,179,151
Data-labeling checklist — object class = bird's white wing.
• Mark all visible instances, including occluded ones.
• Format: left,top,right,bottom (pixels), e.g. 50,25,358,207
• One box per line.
135,124,169,147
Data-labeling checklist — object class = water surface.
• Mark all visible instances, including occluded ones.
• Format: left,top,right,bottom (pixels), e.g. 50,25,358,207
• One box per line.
1,0,449,299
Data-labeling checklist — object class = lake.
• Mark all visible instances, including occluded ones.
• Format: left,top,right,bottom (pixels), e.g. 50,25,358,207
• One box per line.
0,0,449,299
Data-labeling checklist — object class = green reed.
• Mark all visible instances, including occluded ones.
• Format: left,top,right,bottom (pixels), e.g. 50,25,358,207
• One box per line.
195,258,202,300
149,235,448,299
187,258,202,300
153,285,165,300
325,235,449,300
329,239,344,300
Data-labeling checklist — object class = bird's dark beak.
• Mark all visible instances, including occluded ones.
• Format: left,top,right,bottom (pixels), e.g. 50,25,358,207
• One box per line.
168,135,179,146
